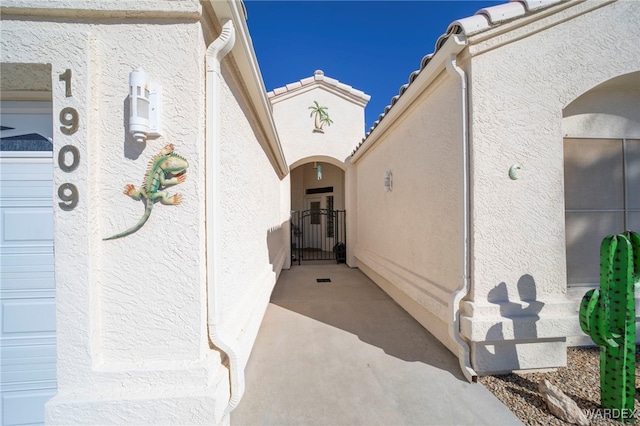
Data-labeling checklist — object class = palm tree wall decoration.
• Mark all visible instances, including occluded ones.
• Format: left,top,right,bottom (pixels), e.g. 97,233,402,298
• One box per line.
308,101,332,132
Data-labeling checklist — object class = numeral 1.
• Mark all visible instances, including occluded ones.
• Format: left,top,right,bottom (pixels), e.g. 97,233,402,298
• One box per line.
60,69,72,97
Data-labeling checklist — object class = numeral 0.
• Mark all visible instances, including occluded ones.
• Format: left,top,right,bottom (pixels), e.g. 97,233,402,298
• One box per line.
58,183,79,211
60,107,79,135
58,145,80,173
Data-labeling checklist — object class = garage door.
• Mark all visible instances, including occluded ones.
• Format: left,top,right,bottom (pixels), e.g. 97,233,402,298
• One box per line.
0,102,55,426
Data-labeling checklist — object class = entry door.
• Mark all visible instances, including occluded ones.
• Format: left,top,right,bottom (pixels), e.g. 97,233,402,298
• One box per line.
305,198,322,249
0,101,55,426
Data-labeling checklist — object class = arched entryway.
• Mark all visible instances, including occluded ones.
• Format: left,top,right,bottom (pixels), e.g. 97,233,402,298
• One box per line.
289,157,346,264
563,71,640,288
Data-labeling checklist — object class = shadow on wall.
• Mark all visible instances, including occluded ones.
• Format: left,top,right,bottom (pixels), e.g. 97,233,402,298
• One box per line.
270,265,468,381
123,97,146,160
477,274,544,371
266,220,289,274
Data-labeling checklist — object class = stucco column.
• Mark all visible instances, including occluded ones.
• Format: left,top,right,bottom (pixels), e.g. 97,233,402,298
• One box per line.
345,159,358,267
13,18,232,426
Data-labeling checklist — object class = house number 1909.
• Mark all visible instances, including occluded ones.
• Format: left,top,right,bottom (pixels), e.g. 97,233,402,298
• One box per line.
57,69,79,211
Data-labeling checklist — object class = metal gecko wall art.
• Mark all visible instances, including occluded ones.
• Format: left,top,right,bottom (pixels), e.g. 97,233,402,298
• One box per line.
104,143,188,240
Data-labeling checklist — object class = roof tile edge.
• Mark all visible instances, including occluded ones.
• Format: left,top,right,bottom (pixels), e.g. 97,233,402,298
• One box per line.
350,0,564,157
267,69,371,103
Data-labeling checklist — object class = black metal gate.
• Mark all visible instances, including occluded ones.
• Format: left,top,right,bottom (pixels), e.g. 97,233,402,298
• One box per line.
291,209,346,264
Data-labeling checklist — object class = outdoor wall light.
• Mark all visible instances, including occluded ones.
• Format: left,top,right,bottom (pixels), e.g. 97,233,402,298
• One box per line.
313,161,322,180
384,171,393,192
129,67,162,143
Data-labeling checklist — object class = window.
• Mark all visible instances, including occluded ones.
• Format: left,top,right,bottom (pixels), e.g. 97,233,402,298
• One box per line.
564,138,640,287
310,201,320,225
306,186,333,195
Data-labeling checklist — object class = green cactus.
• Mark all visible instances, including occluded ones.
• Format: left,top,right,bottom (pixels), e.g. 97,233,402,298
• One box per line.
579,231,640,423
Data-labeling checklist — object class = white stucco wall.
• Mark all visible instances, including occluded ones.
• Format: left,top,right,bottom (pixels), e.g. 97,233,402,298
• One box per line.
1,1,287,423
270,75,366,266
461,0,640,373
563,71,640,139
353,72,465,354
218,65,288,369
270,81,366,167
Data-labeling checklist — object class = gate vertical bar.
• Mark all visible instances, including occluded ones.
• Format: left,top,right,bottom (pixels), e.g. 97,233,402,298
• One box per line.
297,210,301,265
342,210,347,249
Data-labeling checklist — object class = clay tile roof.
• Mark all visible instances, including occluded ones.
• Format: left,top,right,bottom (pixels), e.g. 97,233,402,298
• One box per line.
267,69,371,105
351,0,563,157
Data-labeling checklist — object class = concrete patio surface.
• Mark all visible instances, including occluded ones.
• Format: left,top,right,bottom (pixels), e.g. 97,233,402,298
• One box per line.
231,263,522,426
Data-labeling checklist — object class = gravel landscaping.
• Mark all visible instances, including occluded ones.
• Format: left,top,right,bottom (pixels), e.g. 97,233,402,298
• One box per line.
478,346,640,425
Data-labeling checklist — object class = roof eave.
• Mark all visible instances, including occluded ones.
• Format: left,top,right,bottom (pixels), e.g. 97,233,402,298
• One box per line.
267,70,371,107
207,0,289,179
350,34,467,164
268,81,370,108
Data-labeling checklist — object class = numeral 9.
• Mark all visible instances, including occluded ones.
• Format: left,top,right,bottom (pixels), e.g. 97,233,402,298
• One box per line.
60,107,79,135
58,183,79,211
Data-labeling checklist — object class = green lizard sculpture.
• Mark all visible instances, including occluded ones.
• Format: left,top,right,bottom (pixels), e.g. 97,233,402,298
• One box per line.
104,143,188,241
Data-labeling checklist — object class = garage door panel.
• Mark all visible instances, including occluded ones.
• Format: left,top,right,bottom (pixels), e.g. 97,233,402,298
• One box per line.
0,160,54,214
0,184,54,202
2,300,55,333
2,365,56,387
0,172,54,183
0,164,53,179
0,172,53,181
1,259,54,274
2,341,56,362
2,210,54,242
2,390,56,426
1,363,56,386
1,278,55,293
2,250,54,264
1,272,55,292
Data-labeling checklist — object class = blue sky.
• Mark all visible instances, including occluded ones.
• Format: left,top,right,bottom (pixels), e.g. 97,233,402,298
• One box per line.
243,0,502,131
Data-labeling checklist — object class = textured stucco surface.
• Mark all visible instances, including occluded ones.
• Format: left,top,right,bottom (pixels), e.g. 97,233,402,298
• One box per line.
563,71,640,139
96,23,206,365
1,3,286,423
463,0,640,372
468,0,639,300
271,83,365,167
350,0,640,374
218,65,288,367
270,75,365,268
353,72,464,354
0,62,51,92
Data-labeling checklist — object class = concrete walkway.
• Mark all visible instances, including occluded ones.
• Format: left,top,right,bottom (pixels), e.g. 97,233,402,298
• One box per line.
232,263,521,426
